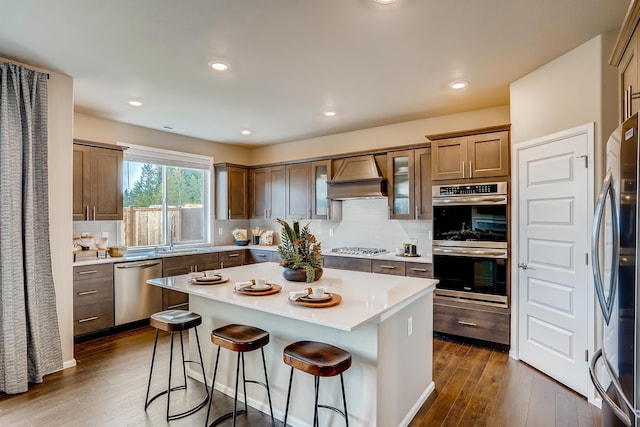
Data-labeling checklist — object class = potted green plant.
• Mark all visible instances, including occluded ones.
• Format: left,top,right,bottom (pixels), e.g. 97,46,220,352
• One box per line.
276,218,323,283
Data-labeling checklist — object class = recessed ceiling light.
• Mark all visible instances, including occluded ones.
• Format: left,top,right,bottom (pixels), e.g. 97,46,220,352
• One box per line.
375,0,397,4
240,129,252,135
449,80,469,90
208,61,229,71
323,111,336,117
128,99,143,107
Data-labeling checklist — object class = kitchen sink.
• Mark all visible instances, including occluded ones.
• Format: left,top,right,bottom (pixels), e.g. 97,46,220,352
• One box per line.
154,247,209,255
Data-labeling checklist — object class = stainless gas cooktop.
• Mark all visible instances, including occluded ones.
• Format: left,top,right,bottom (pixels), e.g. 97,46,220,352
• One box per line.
330,247,389,256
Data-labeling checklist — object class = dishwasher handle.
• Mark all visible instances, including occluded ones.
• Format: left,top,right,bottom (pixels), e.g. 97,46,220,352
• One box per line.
115,261,161,269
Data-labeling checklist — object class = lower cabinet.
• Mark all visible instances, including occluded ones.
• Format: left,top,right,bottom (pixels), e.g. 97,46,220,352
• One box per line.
322,256,372,272
405,262,433,278
433,297,510,346
372,259,405,276
162,252,219,310
220,250,246,268
73,263,114,336
249,249,280,263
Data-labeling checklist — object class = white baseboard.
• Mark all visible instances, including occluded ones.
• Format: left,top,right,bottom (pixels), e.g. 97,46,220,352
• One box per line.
63,359,77,369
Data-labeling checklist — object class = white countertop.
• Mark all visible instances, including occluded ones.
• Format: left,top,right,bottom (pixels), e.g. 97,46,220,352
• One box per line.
73,244,433,266
147,262,437,332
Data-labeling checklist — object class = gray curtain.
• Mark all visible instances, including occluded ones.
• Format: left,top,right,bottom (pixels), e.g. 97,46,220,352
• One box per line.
0,62,63,394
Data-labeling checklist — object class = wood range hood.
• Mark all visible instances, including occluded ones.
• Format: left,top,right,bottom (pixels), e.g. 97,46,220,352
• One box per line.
327,154,387,200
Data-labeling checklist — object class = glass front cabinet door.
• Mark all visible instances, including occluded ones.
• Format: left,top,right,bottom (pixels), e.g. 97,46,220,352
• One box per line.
311,160,332,219
387,151,415,219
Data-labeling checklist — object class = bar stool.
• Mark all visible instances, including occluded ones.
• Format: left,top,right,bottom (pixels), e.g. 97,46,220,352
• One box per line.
283,340,352,426
144,310,209,421
205,324,274,427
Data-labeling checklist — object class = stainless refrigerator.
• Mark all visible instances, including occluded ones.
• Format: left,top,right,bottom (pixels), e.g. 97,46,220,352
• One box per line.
590,112,639,427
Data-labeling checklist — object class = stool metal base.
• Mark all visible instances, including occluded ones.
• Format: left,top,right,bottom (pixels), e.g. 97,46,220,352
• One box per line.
144,328,209,421
205,346,274,427
283,367,349,427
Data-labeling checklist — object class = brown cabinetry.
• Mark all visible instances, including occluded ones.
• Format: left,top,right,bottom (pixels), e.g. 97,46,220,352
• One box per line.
162,252,219,310
249,166,286,219
249,249,279,263
611,2,640,121
322,256,372,272
73,141,125,221
219,250,246,268
387,148,432,220
215,164,249,219
286,162,312,219
405,262,433,279
433,297,510,346
73,263,114,336
429,128,509,181
372,259,406,276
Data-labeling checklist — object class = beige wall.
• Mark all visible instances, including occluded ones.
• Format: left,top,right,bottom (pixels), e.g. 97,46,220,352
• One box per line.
510,32,618,182
1,56,75,366
74,112,250,164
248,105,510,165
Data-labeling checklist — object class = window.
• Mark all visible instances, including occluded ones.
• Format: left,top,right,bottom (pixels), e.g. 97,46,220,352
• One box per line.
120,143,212,248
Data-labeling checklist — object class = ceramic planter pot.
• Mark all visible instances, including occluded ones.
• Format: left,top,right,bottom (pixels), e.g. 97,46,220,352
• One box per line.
282,267,323,282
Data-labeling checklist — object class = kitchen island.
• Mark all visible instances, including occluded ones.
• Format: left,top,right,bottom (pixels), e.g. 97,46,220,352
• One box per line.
147,262,436,427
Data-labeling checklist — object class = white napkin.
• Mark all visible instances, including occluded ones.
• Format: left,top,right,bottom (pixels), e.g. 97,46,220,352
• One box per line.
235,280,254,290
289,290,309,300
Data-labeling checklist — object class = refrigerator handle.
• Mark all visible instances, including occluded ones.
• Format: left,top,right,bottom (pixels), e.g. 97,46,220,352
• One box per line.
589,349,633,426
591,171,619,325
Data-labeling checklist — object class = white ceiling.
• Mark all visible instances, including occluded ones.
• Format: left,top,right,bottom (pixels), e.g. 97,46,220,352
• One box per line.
0,0,630,146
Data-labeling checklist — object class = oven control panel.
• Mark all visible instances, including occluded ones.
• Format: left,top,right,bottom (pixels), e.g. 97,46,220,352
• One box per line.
434,182,507,196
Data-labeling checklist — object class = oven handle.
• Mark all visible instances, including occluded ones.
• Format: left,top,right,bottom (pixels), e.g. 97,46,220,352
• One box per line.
433,246,507,259
432,195,507,206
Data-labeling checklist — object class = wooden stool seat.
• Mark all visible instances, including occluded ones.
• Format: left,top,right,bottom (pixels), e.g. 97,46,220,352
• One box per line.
283,340,351,426
283,340,352,377
150,309,202,332
145,310,208,421
211,324,270,352
205,324,274,427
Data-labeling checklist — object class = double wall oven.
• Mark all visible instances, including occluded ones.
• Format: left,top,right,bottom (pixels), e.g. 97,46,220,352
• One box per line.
432,182,509,307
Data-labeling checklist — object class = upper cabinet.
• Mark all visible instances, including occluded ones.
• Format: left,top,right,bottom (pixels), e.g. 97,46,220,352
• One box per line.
611,1,640,122
215,163,249,219
73,141,125,221
387,150,414,219
285,162,312,219
428,127,510,181
249,165,285,219
310,160,332,219
387,148,432,220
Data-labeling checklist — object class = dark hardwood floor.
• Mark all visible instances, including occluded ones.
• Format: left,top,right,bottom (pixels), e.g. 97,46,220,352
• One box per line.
0,327,601,426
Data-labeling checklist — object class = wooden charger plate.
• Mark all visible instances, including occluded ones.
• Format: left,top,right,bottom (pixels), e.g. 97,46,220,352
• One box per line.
235,284,282,296
291,293,342,308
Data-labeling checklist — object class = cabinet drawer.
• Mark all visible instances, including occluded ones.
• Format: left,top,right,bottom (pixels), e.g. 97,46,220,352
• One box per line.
322,256,372,272
372,260,406,276
73,276,113,308
433,301,510,345
220,250,246,267
163,289,189,310
250,249,275,263
74,300,114,335
405,262,433,278
162,253,219,270
73,263,113,281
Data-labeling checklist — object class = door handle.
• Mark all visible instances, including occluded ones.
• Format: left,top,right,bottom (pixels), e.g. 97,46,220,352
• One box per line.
592,171,619,325
590,349,633,426
517,263,531,270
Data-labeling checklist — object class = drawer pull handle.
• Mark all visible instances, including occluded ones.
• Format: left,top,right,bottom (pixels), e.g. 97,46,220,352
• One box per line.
410,268,428,272
457,320,477,327
168,303,188,309
379,265,396,269
78,270,99,275
77,290,98,296
78,316,98,323
258,254,267,257
228,254,239,258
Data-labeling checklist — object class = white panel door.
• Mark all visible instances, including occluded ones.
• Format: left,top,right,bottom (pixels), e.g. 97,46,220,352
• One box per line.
517,130,590,396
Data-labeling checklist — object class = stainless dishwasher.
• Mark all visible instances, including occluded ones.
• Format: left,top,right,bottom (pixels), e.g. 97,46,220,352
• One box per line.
113,259,163,326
